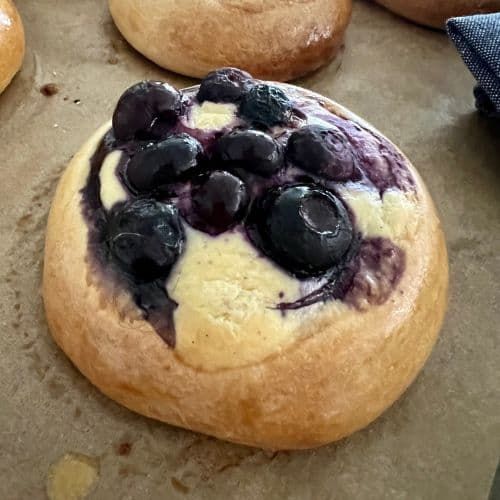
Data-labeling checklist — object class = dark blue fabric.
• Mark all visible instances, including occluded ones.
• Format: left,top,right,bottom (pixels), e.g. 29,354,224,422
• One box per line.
447,13,500,117
488,460,500,500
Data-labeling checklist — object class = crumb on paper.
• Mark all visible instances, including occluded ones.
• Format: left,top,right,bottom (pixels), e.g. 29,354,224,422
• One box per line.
46,453,99,500
117,442,132,456
40,83,59,97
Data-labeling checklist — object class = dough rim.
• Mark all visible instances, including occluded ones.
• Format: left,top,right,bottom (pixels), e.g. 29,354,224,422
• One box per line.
43,85,449,450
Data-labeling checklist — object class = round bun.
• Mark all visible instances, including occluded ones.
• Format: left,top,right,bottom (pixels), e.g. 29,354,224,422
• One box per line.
107,0,352,81
43,83,448,450
375,0,500,29
0,0,24,94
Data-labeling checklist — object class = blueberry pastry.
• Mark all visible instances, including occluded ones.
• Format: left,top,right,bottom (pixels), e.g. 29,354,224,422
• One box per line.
43,69,448,449
375,0,500,29
0,0,24,94
107,0,352,81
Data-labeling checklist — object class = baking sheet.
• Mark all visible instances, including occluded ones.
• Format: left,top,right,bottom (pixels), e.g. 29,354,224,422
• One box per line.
1,0,499,498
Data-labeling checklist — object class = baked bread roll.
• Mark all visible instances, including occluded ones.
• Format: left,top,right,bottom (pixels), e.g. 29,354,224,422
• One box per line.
43,69,448,450
107,0,352,81
0,0,24,94
375,0,500,29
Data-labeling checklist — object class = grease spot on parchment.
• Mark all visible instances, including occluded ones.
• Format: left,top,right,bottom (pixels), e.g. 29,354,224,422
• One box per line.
118,464,148,477
171,435,286,489
47,453,99,500
171,476,190,494
26,349,50,381
47,377,66,399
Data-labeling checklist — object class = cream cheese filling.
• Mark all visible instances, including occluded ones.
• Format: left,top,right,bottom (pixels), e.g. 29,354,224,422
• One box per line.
188,101,237,130
337,185,420,242
99,150,128,211
168,227,325,370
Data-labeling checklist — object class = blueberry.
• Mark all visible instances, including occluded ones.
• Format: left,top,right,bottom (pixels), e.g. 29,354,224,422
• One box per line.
240,84,292,128
188,171,249,235
247,185,353,278
286,125,357,181
107,199,184,281
112,81,182,141
215,130,283,176
197,68,253,103
126,134,203,193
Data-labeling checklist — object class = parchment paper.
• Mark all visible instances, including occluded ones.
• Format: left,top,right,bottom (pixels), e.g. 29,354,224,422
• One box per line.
1,1,499,498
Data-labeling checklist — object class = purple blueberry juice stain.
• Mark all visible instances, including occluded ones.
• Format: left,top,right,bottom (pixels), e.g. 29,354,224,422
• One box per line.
345,238,406,308
82,133,178,347
80,72,411,347
289,90,415,194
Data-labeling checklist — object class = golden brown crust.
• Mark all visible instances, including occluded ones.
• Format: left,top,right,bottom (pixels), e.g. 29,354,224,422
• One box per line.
43,86,448,450
0,0,24,94
375,0,500,29
107,0,352,81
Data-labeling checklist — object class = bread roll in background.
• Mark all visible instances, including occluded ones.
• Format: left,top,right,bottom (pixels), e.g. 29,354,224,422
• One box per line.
0,0,24,94
108,0,352,81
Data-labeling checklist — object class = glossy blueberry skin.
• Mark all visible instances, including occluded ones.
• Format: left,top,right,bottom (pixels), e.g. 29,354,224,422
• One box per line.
286,124,357,181
215,130,283,176
240,84,292,128
112,81,182,141
126,134,204,194
247,185,353,278
197,68,253,103
107,199,185,281
188,170,249,235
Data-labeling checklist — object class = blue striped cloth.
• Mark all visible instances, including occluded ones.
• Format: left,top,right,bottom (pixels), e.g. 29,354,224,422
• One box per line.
447,13,500,118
